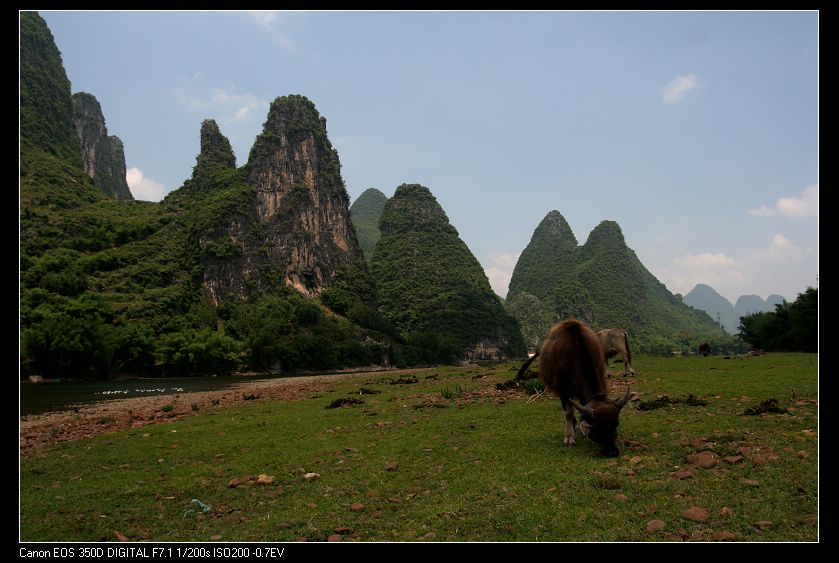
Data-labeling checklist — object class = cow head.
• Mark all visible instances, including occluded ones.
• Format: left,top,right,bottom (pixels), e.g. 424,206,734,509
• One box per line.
568,387,632,457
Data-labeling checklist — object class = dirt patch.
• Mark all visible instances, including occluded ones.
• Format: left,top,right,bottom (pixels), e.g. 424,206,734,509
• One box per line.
638,394,707,411
742,398,786,415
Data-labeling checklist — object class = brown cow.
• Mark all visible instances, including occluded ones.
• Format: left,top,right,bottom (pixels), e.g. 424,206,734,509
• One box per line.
517,319,632,457
596,328,636,377
699,342,711,357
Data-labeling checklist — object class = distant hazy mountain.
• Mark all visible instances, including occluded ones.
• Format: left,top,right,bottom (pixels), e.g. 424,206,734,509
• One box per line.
684,284,787,334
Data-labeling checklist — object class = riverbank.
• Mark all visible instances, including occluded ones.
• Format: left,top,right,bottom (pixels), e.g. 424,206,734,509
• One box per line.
20,367,432,457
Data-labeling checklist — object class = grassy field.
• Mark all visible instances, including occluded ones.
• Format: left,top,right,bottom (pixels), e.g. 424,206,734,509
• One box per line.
19,353,818,542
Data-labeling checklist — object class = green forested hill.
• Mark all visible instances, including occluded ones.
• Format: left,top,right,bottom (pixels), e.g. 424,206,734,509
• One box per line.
507,211,731,353
371,184,525,362
349,188,388,262
20,14,403,378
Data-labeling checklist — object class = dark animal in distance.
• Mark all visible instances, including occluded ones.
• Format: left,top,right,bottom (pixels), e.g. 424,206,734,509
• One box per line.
699,342,711,357
517,319,632,457
596,328,636,377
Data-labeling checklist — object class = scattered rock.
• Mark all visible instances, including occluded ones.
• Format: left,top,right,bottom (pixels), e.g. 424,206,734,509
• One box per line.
327,534,342,542
421,532,435,540
724,455,743,464
719,507,734,517
687,451,719,469
629,456,643,465
210,534,222,541
754,520,773,530
385,461,398,471
646,519,665,533
228,478,241,488
114,530,129,542
751,454,767,466
615,493,628,502
797,450,809,459
387,497,401,504
672,470,694,480
335,527,352,534
682,507,710,522
350,503,365,512
741,479,760,487
293,537,308,542
712,530,736,541
303,472,320,481
256,474,274,485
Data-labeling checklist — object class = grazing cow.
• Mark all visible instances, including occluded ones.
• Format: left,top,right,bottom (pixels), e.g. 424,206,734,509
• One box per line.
699,342,711,357
517,319,632,457
596,328,636,377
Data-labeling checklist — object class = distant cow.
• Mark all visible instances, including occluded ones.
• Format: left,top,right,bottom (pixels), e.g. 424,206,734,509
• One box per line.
517,319,632,457
699,342,711,357
596,328,636,377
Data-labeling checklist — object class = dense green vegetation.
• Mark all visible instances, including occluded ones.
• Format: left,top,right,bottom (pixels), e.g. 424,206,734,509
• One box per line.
371,184,525,361
20,354,818,541
507,212,733,354
739,288,818,352
349,187,388,262
20,12,81,167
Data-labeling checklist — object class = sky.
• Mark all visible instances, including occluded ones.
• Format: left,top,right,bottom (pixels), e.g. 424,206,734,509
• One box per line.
38,11,818,304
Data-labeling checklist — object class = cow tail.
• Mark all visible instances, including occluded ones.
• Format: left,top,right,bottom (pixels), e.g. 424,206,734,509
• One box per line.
624,331,632,366
515,352,540,381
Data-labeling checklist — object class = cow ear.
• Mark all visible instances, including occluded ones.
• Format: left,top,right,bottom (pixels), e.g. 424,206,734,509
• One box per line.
614,387,632,410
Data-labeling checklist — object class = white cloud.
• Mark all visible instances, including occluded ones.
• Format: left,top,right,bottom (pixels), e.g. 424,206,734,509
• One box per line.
483,252,520,298
248,11,279,29
126,167,166,202
173,77,267,125
748,184,819,218
650,235,816,303
778,184,819,217
662,73,700,103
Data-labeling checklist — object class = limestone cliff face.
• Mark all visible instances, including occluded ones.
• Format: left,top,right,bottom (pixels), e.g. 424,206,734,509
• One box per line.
72,92,133,200
199,97,364,302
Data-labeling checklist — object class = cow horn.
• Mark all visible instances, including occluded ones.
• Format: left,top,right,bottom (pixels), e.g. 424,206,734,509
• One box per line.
614,386,632,410
568,398,594,418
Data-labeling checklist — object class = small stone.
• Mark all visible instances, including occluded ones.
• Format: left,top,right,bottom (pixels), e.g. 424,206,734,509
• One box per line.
645,519,665,533
754,520,772,530
712,531,736,540
256,474,274,485
687,451,719,469
615,493,628,502
335,527,352,534
387,497,401,503
797,450,809,459
114,530,129,542
385,461,398,471
719,507,734,517
672,470,694,480
421,532,435,540
724,455,743,464
228,478,241,488
350,503,365,512
210,534,222,541
741,479,760,487
546,486,557,493
682,506,710,522
751,454,767,466
629,456,643,465
303,472,320,481
327,534,342,542
293,537,308,542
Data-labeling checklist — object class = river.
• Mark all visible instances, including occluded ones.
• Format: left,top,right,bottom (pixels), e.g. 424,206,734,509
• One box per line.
19,373,293,416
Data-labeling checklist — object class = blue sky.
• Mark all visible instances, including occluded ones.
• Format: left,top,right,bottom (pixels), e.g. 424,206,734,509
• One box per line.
39,11,818,304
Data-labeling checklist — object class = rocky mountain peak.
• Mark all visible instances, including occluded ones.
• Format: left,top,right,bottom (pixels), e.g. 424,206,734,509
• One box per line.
197,119,236,170
72,92,133,200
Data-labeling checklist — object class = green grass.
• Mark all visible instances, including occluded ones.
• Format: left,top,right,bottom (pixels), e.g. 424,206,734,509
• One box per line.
19,354,818,542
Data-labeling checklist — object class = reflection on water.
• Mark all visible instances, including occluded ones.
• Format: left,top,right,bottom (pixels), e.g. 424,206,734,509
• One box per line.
20,374,279,416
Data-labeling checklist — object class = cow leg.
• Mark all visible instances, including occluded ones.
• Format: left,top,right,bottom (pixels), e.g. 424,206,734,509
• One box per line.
562,401,576,447
605,362,613,378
